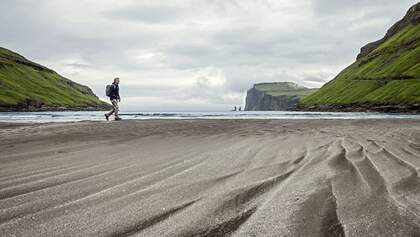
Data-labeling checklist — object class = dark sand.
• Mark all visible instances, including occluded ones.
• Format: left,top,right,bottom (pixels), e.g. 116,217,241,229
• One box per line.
0,119,420,237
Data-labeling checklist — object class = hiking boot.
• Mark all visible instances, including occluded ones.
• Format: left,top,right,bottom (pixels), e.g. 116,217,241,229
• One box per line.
115,117,122,121
104,114,109,121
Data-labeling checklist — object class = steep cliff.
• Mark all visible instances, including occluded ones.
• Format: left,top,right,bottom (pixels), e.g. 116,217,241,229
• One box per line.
0,47,111,111
245,82,317,111
301,3,420,112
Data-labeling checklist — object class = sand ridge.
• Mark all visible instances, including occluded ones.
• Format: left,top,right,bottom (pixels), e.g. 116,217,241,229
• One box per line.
0,119,419,236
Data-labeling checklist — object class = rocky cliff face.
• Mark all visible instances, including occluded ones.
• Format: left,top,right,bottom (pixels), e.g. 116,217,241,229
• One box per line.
245,82,317,111
245,87,300,111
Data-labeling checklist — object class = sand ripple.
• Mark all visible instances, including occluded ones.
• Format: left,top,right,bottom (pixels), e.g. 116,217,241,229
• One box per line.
0,119,419,236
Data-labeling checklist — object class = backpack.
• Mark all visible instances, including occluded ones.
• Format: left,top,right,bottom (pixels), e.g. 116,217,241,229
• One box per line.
106,85,112,97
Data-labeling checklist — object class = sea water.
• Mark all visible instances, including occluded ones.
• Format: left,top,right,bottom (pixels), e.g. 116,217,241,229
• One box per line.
0,111,420,123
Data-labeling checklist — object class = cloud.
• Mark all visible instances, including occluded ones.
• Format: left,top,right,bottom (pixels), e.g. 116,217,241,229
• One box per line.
0,0,418,110
103,3,186,23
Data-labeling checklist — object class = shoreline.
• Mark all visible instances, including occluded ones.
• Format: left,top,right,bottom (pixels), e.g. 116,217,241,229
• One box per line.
1,110,420,124
1,117,420,126
0,106,111,112
296,103,420,114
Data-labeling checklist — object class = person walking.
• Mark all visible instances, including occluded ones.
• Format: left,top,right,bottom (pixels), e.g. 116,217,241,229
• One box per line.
105,77,122,121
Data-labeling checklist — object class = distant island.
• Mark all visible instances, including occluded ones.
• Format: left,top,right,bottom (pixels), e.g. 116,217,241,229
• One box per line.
300,2,420,113
0,47,110,112
245,82,318,111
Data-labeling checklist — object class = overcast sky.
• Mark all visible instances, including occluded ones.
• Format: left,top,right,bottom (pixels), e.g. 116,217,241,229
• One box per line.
1,0,418,111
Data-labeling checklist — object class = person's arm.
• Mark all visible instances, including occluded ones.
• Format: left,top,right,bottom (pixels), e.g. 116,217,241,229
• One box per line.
116,86,121,101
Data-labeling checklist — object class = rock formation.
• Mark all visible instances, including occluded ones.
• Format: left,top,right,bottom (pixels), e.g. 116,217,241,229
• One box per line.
245,82,317,111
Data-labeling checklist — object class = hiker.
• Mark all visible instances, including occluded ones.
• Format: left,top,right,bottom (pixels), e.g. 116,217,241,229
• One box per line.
105,77,122,121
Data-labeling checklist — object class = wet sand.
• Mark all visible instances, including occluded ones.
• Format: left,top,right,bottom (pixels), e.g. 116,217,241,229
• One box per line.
0,119,420,236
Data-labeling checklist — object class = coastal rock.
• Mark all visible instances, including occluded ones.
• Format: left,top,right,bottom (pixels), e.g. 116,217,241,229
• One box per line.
245,87,300,111
297,103,420,114
245,82,317,111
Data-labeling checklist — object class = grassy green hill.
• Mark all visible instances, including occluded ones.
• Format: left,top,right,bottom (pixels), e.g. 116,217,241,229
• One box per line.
301,3,420,112
0,47,110,111
254,82,318,98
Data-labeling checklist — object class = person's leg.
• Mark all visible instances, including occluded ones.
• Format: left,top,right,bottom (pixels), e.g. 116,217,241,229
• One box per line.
105,100,116,120
114,100,120,119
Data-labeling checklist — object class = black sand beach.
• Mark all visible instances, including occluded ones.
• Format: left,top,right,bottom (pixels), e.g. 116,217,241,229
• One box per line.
0,119,420,236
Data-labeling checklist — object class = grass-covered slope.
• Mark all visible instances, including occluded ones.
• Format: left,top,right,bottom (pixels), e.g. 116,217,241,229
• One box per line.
301,3,420,111
254,82,318,98
0,47,110,111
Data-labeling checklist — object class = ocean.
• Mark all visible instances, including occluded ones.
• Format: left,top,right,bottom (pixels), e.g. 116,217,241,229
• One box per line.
0,111,420,123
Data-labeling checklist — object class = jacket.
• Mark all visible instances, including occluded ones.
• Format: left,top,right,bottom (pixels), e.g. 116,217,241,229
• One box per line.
109,83,120,100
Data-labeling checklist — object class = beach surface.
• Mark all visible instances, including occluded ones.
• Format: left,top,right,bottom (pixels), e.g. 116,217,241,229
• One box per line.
0,119,420,236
